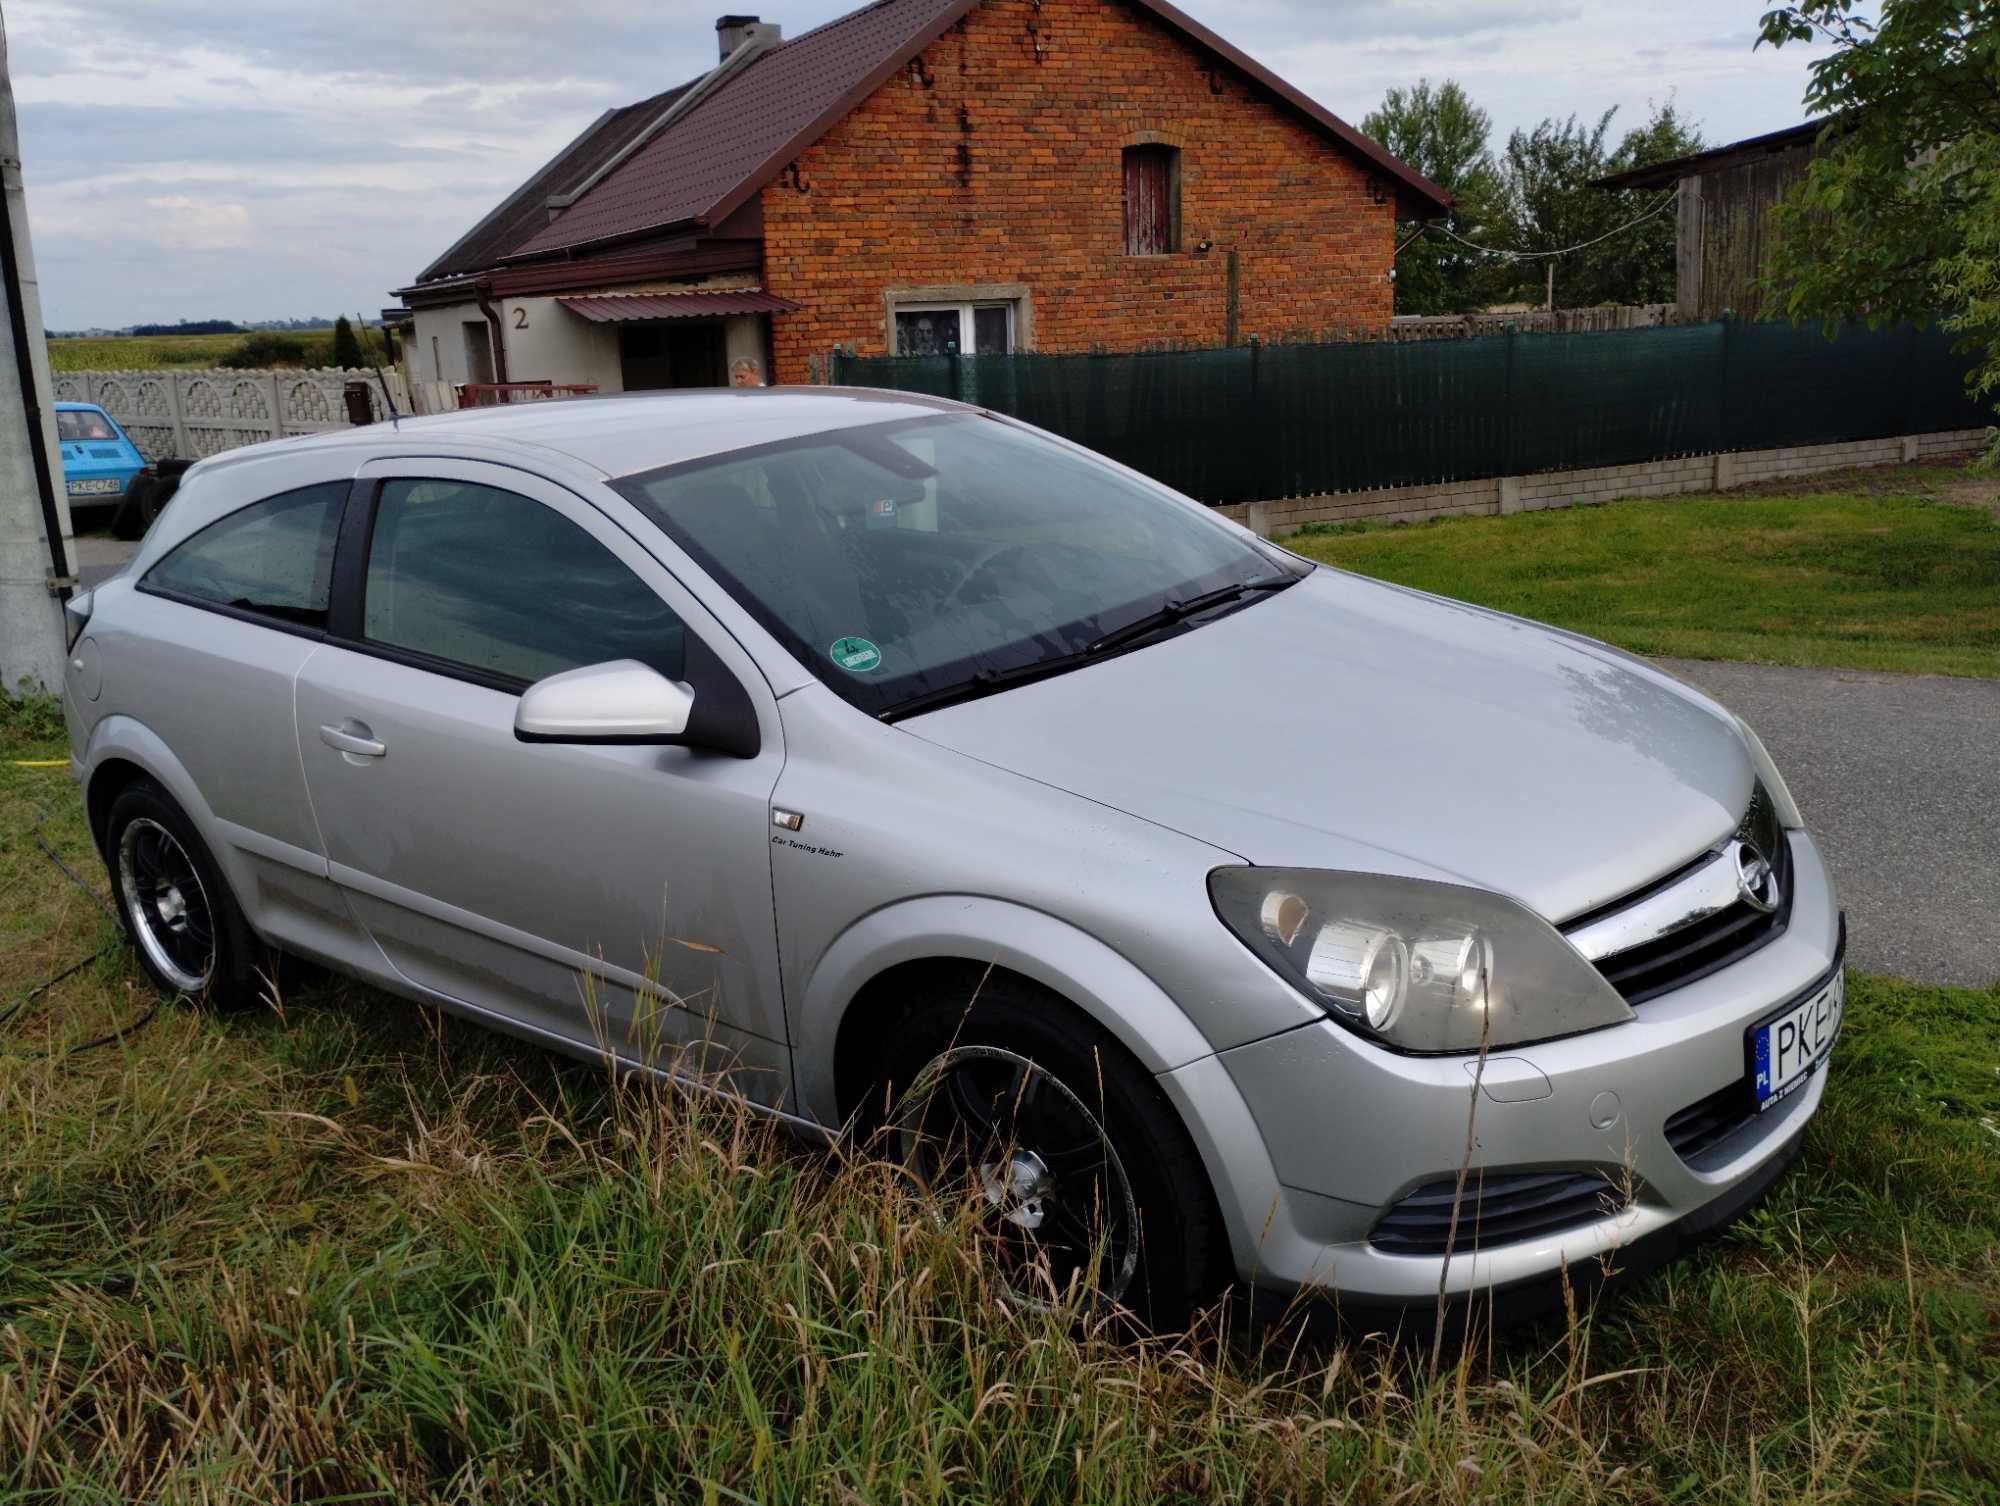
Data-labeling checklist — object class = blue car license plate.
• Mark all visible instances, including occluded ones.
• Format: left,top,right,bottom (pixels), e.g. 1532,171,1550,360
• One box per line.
67,477,121,496
1750,970,1843,1109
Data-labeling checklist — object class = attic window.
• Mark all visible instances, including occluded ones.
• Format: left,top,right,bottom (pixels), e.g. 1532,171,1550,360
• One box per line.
1123,144,1180,256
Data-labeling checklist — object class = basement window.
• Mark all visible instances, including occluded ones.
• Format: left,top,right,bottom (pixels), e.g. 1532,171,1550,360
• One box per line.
1123,144,1181,256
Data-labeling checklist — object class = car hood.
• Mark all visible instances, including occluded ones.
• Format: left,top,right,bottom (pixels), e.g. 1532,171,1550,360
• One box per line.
904,568,1753,923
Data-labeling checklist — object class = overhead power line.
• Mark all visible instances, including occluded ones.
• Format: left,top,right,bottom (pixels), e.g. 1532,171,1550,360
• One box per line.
1411,190,1677,262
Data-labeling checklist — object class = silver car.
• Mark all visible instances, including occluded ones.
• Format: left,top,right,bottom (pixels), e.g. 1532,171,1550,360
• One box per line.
60,390,1843,1323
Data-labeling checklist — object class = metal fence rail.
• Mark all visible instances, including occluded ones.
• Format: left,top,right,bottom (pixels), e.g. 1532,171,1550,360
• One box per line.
831,319,1988,505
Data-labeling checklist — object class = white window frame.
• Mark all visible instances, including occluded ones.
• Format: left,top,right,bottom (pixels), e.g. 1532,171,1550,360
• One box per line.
892,300,1016,356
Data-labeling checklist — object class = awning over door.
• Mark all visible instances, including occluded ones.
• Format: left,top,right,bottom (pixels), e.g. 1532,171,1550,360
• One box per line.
556,290,800,322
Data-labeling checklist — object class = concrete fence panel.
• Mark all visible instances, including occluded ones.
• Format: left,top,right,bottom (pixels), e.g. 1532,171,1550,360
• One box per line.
52,366,414,461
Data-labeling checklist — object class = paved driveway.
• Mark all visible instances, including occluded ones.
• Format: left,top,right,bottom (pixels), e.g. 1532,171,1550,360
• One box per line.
74,532,137,590
1660,658,2000,987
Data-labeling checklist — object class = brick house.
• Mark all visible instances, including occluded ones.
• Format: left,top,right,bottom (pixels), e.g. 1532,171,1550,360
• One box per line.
391,0,1448,396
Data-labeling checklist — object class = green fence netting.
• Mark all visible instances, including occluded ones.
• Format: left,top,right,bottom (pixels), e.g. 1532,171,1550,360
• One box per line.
829,319,1989,505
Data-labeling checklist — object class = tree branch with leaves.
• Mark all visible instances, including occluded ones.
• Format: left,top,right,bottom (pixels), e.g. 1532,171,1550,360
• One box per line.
1758,1,2000,447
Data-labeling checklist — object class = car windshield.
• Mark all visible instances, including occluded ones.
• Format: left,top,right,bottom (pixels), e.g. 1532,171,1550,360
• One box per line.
613,413,1303,717
57,410,118,442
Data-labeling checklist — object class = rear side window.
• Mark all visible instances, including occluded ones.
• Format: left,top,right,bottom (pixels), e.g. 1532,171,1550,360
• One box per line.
360,478,685,686
57,410,119,442
144,481,347,630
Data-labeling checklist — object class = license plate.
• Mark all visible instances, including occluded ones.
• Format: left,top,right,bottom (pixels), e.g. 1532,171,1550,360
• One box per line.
66,478,120,495
1750,970,1843,1109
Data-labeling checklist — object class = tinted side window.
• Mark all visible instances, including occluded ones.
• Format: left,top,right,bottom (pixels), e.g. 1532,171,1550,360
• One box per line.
361,479,685,686
145,481,347,630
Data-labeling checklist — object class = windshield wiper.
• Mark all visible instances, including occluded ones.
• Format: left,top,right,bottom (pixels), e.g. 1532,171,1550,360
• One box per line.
1081,573,1297,657
877,653,1092,721
878,572,1299,723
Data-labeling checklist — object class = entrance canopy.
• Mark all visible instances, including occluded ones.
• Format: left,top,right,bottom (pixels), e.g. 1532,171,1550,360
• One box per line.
557,290,800,322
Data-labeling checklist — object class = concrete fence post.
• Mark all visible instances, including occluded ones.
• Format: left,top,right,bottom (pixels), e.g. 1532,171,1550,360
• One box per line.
1498,476,1524,515
268,372,285,440
1245,500,1273,539
1715,451,1739,491
165,375,190,455
1901,435,1920,463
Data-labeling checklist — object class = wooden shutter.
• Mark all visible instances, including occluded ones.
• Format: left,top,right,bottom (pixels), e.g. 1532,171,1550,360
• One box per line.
1123,146,1177,255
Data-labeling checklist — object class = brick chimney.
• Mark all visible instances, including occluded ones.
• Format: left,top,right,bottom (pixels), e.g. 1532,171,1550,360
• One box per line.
716,14,781,61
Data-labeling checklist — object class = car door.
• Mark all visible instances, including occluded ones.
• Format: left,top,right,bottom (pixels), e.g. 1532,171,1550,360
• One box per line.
292,457,792,1104
115,465,361,963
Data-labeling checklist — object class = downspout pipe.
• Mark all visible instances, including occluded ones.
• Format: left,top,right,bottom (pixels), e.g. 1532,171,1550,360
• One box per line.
475,282,510,386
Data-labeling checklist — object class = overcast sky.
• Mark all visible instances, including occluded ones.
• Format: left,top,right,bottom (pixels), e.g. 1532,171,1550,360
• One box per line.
10,0,1839,330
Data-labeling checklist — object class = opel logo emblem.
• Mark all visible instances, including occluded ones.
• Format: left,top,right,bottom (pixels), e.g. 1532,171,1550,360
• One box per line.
1733,840,1781,914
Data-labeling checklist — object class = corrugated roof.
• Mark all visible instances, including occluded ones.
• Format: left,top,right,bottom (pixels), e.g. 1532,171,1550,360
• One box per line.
1591,120,1831,191
557,290,801,320
412,80,699,284
512,0,1450,262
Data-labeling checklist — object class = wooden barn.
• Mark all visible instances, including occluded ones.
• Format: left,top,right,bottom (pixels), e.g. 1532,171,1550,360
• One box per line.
1595,120,1835,322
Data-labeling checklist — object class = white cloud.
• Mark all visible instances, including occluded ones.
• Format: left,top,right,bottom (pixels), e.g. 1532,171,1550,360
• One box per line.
141,196,254,252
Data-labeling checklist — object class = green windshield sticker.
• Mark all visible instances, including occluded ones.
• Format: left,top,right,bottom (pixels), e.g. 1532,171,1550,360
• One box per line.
829,636,883,674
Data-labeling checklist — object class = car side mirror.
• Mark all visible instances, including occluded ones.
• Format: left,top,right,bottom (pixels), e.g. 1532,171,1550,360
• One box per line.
515,660,695,745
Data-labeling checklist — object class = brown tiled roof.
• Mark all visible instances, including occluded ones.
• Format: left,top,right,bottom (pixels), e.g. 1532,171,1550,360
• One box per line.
510,0,1451,262
513,0,972,260
411,80,699,285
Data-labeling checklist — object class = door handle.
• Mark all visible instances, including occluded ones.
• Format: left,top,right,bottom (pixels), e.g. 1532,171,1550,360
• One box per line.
319,722,387,759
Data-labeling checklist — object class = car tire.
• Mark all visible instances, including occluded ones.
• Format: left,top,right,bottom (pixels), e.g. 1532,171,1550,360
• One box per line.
146,465,187,526
864,967,1223,1328
108,476,154,540
104,780,267,1010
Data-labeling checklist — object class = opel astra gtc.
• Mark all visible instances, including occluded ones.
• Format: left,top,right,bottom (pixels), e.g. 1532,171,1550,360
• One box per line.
59,390,1843,1323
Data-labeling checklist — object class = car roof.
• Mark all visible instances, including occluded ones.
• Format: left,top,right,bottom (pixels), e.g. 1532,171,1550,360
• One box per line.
54,402,109,414
196,387,969,481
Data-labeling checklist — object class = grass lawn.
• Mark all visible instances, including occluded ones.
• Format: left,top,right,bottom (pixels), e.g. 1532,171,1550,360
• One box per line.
1286,465,2000,679
2,694,1996,1503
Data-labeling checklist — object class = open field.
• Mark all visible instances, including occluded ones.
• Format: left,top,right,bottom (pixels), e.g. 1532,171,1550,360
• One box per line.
2,691,1995,1503
48,333,250,371
49,329,389,373
1288,465,2000,679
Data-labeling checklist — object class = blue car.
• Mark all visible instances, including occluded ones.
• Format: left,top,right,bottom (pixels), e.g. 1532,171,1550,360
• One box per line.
56,401,147,513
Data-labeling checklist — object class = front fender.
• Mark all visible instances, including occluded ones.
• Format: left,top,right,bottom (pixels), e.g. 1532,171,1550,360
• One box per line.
789,894,1216,1126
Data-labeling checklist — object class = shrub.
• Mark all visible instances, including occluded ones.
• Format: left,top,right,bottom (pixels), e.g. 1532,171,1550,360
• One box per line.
219,331,310,369
330,316,364,369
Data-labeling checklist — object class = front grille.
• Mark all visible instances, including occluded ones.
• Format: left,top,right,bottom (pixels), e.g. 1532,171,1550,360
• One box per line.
1664,1082,1757,1169
1369,1170,1629,1256
87,445,124,459
1582,785,1793,1006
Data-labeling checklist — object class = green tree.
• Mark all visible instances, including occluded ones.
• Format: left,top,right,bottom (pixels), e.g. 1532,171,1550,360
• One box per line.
1757,2,2000,439
1361,79,1506,314
1491,101,1704,308
330,315,365,369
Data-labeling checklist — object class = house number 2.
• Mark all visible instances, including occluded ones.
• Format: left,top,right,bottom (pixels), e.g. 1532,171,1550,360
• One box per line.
512,307,529,329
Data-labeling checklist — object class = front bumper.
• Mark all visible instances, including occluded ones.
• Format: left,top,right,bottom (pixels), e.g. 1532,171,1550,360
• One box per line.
1161,829,1841,1306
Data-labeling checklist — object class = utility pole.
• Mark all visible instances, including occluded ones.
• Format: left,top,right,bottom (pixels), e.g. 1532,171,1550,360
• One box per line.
0,3,73,695
1545,259,1555,312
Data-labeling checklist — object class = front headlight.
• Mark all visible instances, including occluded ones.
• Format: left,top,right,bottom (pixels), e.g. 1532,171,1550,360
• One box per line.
1735,718,1804,830
1210,868,1632,1054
